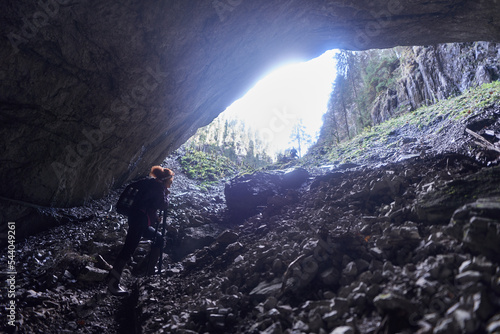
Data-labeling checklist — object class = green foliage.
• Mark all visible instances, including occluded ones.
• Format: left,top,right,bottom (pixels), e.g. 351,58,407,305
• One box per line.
179,148,239,183
180,113,274,182
364,56,400,95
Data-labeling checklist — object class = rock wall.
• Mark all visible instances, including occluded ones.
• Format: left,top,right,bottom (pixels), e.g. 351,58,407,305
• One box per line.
1,0,500,213
371,42,500,124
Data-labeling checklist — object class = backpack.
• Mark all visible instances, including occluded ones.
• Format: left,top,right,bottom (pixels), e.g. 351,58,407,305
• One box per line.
115,179,149,216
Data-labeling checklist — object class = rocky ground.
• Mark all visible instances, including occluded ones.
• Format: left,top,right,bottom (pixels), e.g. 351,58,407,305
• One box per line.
1,105,500,333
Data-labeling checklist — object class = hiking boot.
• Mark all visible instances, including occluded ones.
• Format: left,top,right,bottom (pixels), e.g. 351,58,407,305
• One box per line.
107,258,128,296
107,269,128,296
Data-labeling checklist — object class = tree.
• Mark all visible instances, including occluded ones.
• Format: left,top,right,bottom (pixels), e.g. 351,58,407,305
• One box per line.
329,70,351,141
223,120,230,145
289,119,312,157
183,112,273,170
324,97,340,145
212,118,221,145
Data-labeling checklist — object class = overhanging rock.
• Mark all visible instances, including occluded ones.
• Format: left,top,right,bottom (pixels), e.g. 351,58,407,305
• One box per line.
1,0,500,210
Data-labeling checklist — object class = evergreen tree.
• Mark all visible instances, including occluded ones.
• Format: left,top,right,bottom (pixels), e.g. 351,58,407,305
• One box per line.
223,120,229,145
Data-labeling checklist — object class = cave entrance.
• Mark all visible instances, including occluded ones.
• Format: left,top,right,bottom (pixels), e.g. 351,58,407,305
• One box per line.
187,49,338,164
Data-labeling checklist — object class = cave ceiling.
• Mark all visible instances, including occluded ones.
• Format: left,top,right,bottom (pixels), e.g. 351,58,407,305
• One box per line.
1,0,500,207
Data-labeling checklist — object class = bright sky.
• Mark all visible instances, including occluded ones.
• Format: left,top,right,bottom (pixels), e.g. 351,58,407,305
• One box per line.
222,49,338,156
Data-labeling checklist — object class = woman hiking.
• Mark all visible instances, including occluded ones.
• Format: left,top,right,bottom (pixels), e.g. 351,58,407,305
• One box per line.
108,165,174,296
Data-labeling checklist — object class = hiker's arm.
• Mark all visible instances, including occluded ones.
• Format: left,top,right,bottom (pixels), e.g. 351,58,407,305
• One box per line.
152,187,169,211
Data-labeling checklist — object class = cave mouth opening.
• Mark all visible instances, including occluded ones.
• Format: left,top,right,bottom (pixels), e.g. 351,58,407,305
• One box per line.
223,49,338,158
188,49,338,161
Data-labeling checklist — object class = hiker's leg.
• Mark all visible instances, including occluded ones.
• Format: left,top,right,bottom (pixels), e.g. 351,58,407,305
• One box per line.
116,213,144,262
109,211,146,295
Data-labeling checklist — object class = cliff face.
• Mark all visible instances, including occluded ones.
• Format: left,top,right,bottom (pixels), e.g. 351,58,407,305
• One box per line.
371,42,500,124
1,0,500,213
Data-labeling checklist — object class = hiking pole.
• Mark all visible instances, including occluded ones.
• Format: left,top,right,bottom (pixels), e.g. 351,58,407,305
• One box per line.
146,214,162,276
157,207,168,274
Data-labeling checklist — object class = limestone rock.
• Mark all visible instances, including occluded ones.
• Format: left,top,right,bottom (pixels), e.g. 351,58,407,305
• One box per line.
447,197,500,260
416,168,500,224
330,326,355,334
77,265,109,282
225,169,306,222
250,279,283,299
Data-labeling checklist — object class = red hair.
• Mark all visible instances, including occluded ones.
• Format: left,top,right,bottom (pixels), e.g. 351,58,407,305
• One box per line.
150,166,174,180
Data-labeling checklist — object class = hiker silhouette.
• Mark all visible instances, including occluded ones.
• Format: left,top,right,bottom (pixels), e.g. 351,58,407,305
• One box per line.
108,165,174,296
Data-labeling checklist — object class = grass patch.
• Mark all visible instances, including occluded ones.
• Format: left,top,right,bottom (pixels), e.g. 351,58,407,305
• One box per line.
179,149,240,184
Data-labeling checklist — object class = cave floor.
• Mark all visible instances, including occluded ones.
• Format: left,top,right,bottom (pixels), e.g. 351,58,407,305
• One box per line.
2,104,500,333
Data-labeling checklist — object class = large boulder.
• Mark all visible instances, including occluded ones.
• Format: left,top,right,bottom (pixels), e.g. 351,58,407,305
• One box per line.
447,197,500,261
225,168,309,222
415,164,500,224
